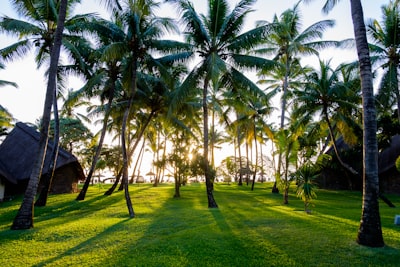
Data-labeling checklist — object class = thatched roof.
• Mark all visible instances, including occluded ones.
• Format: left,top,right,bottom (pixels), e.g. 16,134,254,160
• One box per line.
378,135,400,174
0,122,83,184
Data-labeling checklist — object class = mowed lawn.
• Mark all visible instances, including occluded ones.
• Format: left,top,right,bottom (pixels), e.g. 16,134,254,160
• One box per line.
0,183,399,267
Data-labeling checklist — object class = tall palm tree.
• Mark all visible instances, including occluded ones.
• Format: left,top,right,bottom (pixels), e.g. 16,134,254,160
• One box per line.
11,0,68,230
292,59,361,175
305,0,384,248
170,0,272,208
0,0,93,72
1,0,96,208
368,0,400,122
75,15,124,201
96,0,190,216
255,1,337,192
255,1,337,129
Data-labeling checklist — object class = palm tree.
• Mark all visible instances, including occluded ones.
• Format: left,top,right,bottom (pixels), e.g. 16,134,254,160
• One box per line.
305,0,384,248
255,1,337,129
1,0,96,208
11,0,68,230
94,0,189,216
368,0,400,122
255,1,337,192
292,59,361,176
75,16,124,201
0,0,93,72
170,0,272,208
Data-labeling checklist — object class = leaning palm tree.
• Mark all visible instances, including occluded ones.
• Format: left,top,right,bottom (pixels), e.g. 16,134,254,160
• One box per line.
292,59,361,176
1,0,95,208
169,0,273,208
368,0,400,122
75,15,125,201
255,1,337,129
305,0,384,248
99,0,190,217
11,0,68,230
255,1,337,193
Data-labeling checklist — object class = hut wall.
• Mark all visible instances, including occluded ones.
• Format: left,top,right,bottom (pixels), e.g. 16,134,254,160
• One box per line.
38,163,80,194
380,168,400,194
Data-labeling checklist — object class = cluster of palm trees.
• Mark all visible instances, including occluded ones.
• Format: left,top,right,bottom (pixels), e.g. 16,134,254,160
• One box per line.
1,0,397,247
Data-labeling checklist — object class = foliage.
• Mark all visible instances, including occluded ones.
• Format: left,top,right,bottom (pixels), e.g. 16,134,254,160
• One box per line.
49,117,93,153
395,156,400,173
294,162,319,212
0,184,399,266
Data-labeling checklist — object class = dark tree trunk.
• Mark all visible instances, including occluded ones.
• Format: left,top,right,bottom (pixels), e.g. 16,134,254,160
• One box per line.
121,100,135,218
76,90,115,201
35,87,60,207
203,79,218,208
350,0,384,247
11,0,67,230
129,138,145,184
251,123,258,191
104,168,122,196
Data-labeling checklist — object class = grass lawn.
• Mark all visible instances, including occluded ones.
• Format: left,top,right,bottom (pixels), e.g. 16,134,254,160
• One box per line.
0,182,399,266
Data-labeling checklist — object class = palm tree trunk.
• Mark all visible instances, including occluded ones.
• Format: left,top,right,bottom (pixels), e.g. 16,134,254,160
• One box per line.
324,108,358,176
121,99,135,218
251,123,258,191
76,90,115,200
11,0,67,230
130,138,145,184
203,78,218,208
350,0,384,247
35,87,60,207
274,59,291,194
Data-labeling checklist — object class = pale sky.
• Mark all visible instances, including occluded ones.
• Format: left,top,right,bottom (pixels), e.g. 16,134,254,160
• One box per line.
0,0,387,124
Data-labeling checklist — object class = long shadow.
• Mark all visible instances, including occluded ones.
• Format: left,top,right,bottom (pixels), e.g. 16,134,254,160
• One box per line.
31,218,132,267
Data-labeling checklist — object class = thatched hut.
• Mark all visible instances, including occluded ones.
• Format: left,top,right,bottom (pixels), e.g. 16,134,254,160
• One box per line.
378,135,400,194
318,136,400,194
0,122,85,200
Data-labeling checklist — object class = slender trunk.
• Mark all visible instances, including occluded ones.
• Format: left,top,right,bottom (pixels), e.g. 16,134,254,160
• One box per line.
104,168,122,196
350,0,384,247
260,140,264,183
76,90,115,200
251,123,258,191
11,0,67,230
35,87,60,207
324,108,358,176
203,78,218,208
121,100,135,218
245,141,249,185
130,138,145,184
237,114,243,185
274,59,291,194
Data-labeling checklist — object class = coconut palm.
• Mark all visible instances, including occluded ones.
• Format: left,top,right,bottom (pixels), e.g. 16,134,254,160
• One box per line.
75,15,125,201
255,1,337,193
0,0,93,73
292,59,361,175
11,0,68,230
368,0,400,122
170,0,273,208
255,1,337,129
94,0,190,216
305,0,384,248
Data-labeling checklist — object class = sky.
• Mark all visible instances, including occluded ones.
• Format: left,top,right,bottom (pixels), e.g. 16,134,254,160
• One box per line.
0,0,387,125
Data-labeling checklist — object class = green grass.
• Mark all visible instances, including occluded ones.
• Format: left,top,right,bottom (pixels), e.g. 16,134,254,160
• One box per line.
0,183,399,267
